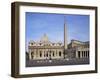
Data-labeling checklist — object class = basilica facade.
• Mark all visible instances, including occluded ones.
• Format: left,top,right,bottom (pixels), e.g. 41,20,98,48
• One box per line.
28,34,64,60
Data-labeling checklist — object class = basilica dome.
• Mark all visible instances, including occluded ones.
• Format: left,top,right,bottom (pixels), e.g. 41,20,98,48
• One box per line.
40,33,49,42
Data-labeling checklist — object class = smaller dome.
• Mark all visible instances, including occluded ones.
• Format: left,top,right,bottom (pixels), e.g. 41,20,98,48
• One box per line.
29,40,35,44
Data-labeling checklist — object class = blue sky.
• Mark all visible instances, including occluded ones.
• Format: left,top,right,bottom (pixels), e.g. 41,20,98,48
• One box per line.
25,12,89,49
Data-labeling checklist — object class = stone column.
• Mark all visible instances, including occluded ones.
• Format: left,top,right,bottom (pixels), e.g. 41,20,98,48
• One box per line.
29,50,32,60
87,51,88,58
34,49,36,59
61,50,63,58
42,50,44,59
76,51,78,58
80,51,82,58
54,49,56,58
36,49,39,59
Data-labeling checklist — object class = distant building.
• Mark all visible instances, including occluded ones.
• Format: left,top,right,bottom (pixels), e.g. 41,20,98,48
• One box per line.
28,19,89,60
66,40,89,59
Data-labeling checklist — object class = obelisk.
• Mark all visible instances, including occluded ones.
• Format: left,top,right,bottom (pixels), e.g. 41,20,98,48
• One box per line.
64,17,67,50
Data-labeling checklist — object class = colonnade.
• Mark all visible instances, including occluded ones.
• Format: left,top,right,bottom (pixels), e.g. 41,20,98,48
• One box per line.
76,50,89,58
29,49,64,60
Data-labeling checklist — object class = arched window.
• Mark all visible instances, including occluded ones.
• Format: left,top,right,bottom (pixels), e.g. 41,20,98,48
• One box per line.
39,43,41,45
59,51,61,56
53,52,54,56
40,51,42,57
46,53,48,57
31,52,34,59
31,43,33,45
40,53,42,57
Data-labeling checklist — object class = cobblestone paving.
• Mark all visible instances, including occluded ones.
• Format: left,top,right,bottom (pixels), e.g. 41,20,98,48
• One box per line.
26,58,89,67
